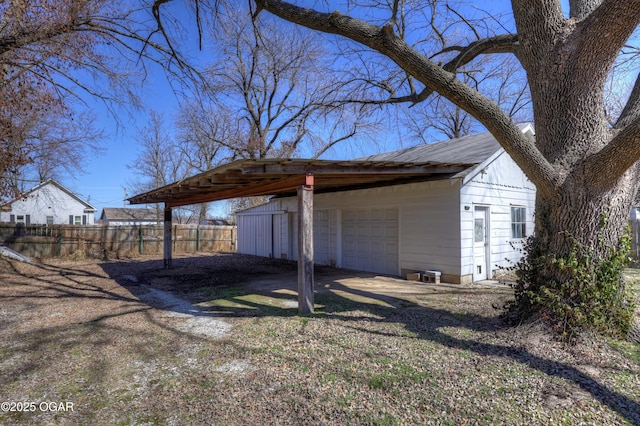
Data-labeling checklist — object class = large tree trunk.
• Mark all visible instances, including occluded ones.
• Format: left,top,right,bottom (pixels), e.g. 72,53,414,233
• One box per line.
536,173,638,265
505,0,640,337
518,154,639,338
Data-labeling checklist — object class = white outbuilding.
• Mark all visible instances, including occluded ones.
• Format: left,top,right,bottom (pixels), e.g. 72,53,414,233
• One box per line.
236,125,536,284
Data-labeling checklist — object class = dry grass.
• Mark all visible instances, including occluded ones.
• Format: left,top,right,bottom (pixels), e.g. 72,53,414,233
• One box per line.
0,252,638,425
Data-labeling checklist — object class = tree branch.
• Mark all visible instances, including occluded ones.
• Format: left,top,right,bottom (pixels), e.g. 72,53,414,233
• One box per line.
572,0,640,78
510,0,564,70
254,0,561,196
585,118,640,187
151,0,186,68
0,17,91,56
569,0,601,19
434,34,519,71
616,73,640,130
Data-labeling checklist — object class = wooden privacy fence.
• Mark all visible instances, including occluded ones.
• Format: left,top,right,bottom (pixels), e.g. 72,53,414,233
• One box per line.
0,223,236,259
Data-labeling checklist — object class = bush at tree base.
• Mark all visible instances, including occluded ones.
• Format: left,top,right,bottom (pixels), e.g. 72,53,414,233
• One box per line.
503,228,636,343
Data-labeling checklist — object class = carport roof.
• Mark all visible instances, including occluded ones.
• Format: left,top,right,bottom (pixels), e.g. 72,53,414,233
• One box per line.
127,157,477,208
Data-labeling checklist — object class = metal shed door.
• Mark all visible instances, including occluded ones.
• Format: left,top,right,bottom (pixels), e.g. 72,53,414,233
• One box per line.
342,208,398,275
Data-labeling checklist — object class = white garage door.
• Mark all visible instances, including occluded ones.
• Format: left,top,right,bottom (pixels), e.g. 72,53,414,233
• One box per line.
342,208,398,275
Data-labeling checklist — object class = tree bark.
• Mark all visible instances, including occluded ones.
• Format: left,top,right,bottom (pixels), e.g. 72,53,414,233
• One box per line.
536,170,639,267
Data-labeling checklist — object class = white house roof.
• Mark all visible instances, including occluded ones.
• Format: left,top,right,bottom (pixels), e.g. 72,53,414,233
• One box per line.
0,179,97,212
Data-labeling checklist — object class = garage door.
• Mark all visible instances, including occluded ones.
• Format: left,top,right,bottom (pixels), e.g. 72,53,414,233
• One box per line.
342,208,398,275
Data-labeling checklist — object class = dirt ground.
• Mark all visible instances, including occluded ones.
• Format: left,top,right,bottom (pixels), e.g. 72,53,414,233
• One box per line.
1,252,639,425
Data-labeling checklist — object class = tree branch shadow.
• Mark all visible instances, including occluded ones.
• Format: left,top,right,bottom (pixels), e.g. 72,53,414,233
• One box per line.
2,255,637,423
99,256,640,424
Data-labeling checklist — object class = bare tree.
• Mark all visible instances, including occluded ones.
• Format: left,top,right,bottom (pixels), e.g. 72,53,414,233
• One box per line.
178,5,375,162
175,4,381,213
128,110,200,223
6,102,105,192
0,0,195,197
176,101,236,220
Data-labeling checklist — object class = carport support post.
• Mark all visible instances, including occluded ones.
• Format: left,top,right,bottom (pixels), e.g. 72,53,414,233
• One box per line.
163,205,173,269
297,173,314,314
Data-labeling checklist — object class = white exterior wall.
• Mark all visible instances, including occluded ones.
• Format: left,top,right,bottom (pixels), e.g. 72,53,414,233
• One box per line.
254,180,462,278
106,220,159,226
280,207,331,263
459,151,536,282
236,200,286,257
1,182,95,225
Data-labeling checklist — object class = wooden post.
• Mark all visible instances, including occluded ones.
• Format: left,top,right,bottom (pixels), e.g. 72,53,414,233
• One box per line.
163,206,173,269
297,173,314,314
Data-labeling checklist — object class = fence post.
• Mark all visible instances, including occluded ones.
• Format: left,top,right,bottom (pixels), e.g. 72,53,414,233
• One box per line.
196,226,200,252
57,233,62,257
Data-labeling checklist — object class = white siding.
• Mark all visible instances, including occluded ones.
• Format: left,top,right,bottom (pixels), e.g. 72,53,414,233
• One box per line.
264,180,462,278
236,200,286,257
1,182,95,225
285,207,331,264
314,210,331,265
460,151,536,281
396,181,461,280
237,214,272,256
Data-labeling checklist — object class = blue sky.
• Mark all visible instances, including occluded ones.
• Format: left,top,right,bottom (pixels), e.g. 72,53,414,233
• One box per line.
73,73,185,216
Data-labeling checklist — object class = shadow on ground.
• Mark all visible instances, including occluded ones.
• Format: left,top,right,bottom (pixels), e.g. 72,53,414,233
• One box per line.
98,253,640,424
1,252,636,424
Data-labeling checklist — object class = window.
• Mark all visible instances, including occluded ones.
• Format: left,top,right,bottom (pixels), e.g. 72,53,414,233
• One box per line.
46,216,54,225
74,216,82,225
16,215,24,225
511,207,527,239
474,218,485,242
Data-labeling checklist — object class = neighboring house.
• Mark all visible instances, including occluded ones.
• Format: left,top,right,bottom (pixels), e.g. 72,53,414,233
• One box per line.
0,179,97,225
100,208,160,226
236,124,536,284
199,218,234,226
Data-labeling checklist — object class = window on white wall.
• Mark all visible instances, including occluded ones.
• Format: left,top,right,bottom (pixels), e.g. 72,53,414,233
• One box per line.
74,216,82,225
511,206,527,239
16,215,25,224
46,216,54,225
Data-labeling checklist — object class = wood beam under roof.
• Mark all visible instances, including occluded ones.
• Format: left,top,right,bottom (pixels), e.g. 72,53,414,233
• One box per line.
128,158,476,207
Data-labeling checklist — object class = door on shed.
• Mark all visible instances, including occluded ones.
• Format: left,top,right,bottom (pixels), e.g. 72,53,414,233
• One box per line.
240,214,272,257
342,208,398,275
473,206,490,281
